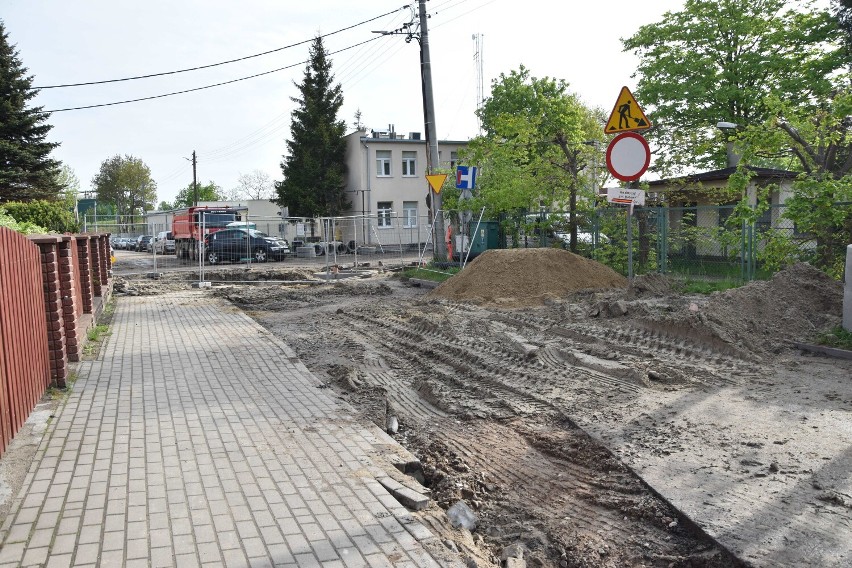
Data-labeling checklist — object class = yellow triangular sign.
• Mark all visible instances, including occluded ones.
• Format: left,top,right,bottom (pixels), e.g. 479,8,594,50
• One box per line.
604,86,651,134
426,174,447,194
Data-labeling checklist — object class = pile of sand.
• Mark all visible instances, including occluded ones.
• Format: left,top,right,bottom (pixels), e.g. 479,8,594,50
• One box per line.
705,262,842,351
429,248,627,308
654,263,844,354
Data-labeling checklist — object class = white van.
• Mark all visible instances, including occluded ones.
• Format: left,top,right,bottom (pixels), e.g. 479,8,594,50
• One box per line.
152,231,175,254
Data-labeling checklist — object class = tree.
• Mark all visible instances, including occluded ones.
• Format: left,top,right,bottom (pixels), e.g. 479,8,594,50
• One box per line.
55,164,80,215
275,36,349,217
622,0,843,175
833,0,852,55
91,155,157,219
0,20,62,202
172,181,222,208
234,170,274,200
465,67,605,252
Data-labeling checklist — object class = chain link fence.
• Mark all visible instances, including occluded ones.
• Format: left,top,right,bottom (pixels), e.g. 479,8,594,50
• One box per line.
499,203,850,282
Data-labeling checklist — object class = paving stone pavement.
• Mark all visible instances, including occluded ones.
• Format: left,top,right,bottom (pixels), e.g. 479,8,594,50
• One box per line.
0,292,454,567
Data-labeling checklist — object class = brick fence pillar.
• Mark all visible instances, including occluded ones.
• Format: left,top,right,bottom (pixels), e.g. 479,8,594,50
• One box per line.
89,235,103,297
58,236,81,363
31,236,67,387
100,234,112,280
75,236,94,314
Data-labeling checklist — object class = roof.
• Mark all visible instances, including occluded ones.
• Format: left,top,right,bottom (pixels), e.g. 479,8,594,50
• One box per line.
346,129,468,145
357,136,469,145
647,166,798,187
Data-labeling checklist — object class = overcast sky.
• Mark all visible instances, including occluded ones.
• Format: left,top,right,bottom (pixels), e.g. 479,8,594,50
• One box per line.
1,0,793,204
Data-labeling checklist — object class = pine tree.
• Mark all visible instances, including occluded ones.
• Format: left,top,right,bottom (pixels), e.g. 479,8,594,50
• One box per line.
275,36,349,217
0,20,61,202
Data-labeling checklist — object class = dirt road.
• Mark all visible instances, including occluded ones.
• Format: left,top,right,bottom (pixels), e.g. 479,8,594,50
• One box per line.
115,250,852,567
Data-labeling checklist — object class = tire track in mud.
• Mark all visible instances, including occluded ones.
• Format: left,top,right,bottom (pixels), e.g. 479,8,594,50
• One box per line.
409,417,731,566
329,303,743,565
344,309,583,419
246,290,740,566
472,305,760,389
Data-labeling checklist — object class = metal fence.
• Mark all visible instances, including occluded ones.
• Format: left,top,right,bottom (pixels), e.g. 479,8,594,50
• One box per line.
98,203,848,281
504,203,849,282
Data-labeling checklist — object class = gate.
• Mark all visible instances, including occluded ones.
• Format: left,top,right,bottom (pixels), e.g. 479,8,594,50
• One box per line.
0,228,50,457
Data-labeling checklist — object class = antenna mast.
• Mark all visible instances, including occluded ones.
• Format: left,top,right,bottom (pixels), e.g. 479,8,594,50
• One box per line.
472,33,484,133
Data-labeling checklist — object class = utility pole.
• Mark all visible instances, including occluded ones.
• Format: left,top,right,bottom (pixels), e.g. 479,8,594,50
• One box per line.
418,0,446,259
192,150,198,206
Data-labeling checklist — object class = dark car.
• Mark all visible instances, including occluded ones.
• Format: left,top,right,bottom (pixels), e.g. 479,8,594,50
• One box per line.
135,235,153,252
204,228,290,264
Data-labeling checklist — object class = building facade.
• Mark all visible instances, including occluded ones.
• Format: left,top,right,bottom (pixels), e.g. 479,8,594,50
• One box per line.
343,127,468,248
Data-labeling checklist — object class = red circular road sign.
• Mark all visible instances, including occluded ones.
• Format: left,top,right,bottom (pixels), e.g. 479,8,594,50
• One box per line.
606,132,651,182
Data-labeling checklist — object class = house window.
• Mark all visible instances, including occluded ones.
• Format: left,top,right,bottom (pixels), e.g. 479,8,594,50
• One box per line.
450,151,458,170
377,201,393,228
376,150,391,177
403,201,417,228
402,151,416,177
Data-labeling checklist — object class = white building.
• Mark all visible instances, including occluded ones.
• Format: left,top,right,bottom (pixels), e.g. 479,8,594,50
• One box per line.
342,127,468,248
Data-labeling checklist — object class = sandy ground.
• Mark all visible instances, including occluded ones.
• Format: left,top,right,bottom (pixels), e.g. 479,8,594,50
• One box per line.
5,250,849,568
203,251,849,568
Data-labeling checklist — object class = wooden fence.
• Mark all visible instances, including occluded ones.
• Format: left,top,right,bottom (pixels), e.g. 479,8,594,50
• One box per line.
0,228,111,458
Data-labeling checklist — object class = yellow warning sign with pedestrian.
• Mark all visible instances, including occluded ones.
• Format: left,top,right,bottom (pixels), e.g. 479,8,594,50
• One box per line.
604,86,651,134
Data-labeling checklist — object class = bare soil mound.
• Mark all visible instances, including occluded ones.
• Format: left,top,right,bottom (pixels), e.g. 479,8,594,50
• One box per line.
641,262,843,355
706,262,842,350
429,248,627,308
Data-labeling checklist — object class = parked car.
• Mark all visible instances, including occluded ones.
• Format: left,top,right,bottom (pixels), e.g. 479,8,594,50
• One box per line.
553,231,609,247
114,237,132,250
151,231,175,254
135,235,153,252
204,228,290,264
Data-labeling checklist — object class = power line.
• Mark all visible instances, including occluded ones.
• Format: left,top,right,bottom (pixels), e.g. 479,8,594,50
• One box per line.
44,37,384,113
32,6,409,90
430,0,499,30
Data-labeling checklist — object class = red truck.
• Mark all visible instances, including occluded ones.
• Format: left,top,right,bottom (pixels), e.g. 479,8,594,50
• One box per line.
172,206,243,260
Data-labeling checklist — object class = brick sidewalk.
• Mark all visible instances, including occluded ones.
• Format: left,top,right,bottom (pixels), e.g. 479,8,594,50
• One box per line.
0,292,449,567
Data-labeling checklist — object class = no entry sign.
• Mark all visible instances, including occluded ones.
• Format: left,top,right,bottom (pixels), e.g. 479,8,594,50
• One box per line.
606,132,651,182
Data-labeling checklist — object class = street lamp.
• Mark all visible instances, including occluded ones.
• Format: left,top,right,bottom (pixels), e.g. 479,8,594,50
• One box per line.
716,122,740,168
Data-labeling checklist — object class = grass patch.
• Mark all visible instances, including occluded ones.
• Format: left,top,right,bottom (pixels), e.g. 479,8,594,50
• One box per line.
679,279,743,294
816,326,852,351
86,324,110,342
399,266,459,283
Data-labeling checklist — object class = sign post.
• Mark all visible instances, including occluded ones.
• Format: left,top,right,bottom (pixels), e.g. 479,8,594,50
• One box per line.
455,166,479,261
607,188,646,282
603,86,652,283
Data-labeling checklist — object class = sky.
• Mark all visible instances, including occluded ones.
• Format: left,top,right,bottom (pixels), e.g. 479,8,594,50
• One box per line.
2,0,733,204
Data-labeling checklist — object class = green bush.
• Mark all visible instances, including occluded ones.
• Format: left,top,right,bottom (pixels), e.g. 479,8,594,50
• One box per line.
0,207,47,234
2,200,78,233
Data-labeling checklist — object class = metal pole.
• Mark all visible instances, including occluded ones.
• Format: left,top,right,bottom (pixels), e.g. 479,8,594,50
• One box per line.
419,212,439,267
333,218,338,267
200,212,205,283
325,219,330,274
627,206,634,282
741,219,747,281
354,215,359,268
192,150,198,206
463,207,486,269
418,0,445,260
397,213,403,267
